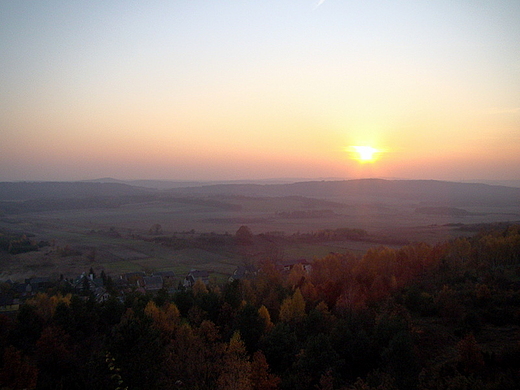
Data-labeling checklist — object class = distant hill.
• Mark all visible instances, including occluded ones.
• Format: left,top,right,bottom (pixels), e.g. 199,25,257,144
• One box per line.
464,179,520,188
0,181,150,201
166,179,520,207
83,178,206,189
1,179,519,208
84,177,296,189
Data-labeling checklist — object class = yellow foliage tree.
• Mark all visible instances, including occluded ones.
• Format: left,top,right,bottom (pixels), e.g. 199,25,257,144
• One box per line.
286,263,306,289
250,350,280,390
300,280,318,303
144,301,180,337
258,305,274,333
193,278,208,296
217,332,252,390
279,288,306,324
27,293,71,322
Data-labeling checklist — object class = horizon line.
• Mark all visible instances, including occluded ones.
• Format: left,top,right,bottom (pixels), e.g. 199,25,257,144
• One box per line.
2,176,520,186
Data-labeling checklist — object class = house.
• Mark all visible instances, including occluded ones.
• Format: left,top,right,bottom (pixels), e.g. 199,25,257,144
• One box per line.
228,264,256,283
152,271,176,287
72,273,113,302
280,259,313,273
0,295,19,312
24,277,52,294
141,276,164,292
120,272,145,285
153,271,175,279
15,277,53,297
13,282,29,296
183,269,209,288
118,272,146,290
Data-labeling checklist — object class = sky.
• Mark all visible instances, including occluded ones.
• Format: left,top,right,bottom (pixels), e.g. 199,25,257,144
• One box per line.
1,0,520,182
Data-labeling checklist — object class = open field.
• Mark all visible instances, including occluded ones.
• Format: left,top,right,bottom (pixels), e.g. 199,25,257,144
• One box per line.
1,179,519,282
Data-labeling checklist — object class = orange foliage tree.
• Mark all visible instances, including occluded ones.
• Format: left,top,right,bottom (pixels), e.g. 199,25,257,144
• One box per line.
250,350,280,390
217,332,252,390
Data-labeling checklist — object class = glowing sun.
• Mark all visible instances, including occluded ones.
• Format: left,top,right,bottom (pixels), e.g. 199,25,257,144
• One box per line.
349,146,380,163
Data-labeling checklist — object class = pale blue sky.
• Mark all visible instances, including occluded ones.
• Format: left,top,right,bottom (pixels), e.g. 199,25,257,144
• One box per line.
1,1,519,181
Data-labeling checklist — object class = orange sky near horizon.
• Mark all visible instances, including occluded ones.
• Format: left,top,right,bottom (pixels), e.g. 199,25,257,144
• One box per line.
1,1,519,182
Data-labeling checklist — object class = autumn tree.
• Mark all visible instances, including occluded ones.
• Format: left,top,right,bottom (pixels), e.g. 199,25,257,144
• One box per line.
252,260,285,321
279,288,306,324
166,323,203,387
217,332,252,390
196,320,227,388
144,301,181,339
193,277,209,296
310,252,356,309
258,305,274,333
250,350,280,390
26,293,71,323
167,321,224,389
286,263,307,290
354,247,397,297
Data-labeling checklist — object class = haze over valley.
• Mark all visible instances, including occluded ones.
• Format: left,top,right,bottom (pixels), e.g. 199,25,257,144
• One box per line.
1,178,519,282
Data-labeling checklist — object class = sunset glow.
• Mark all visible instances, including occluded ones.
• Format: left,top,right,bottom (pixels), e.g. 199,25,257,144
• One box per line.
350,146,380,163
1,1,519,182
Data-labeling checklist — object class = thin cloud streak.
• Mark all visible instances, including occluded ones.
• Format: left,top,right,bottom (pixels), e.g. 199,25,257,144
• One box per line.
314,0,326,10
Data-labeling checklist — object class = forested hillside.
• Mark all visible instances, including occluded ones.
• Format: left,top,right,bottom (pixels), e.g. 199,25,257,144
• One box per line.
1,225,520,390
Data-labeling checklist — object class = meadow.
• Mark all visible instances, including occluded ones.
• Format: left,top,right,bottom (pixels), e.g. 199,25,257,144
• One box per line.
1,179,519,282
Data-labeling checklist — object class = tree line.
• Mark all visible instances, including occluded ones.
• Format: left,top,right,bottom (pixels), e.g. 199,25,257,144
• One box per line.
1,224,520,389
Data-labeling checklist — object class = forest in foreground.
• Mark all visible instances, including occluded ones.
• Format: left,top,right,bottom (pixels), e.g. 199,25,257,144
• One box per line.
1,224,520,390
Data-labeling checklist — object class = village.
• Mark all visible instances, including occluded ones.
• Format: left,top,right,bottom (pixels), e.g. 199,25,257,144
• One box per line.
0,258,313,313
